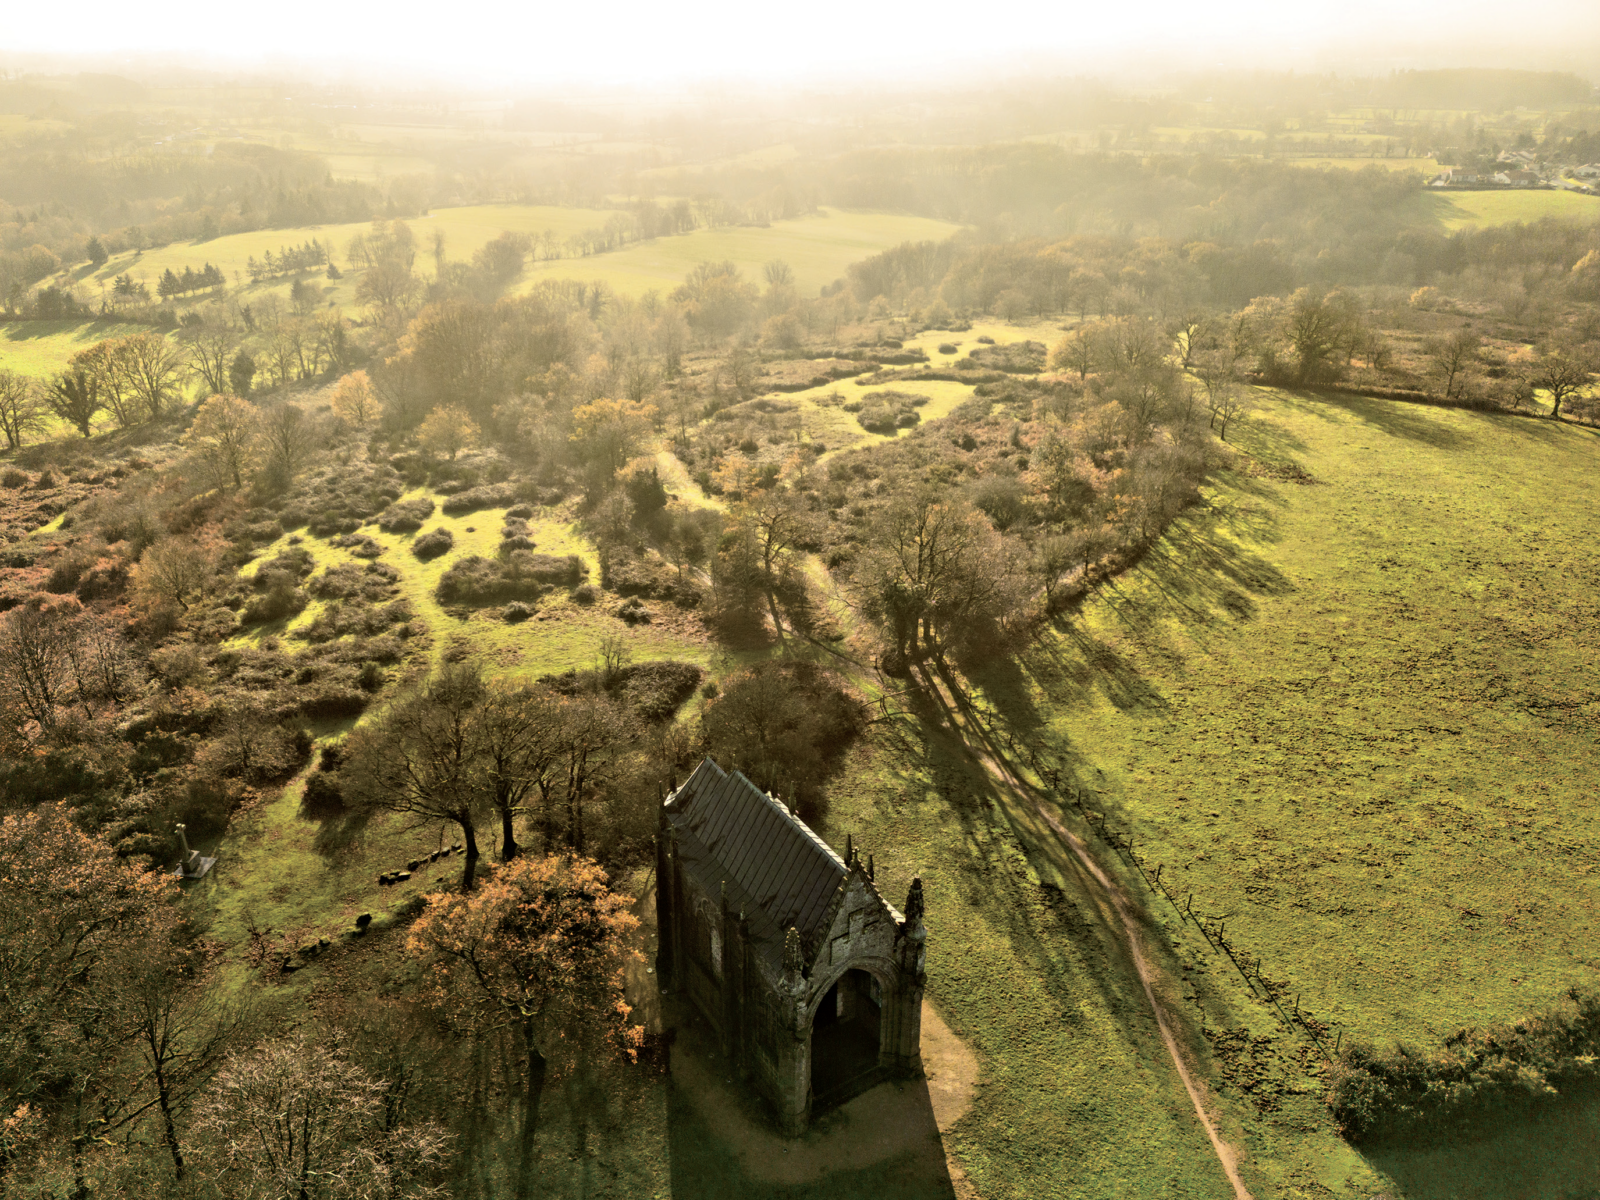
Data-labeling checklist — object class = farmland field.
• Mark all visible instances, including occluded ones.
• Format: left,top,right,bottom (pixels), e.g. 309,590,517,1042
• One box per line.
517,208,964,298
941,389,1600,1194
0,319,158,379
1429,188,1600,229
1016,389,1600,1045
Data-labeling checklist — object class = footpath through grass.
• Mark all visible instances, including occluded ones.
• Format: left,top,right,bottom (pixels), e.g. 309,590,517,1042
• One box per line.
959,389,1600,1196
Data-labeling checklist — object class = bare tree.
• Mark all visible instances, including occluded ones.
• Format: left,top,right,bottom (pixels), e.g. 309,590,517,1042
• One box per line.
44,367,103,437
193,1037,449,1200
0,370,47,449
182,324,237,398
0,605,75,728
134,538,219,613
1426,329,1481,401
342,665,492,890
120,333,190,420
257,402,318,492
182,394,259,491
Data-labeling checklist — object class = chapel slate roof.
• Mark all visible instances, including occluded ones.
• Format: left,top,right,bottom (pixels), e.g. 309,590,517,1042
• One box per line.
665,758,853,970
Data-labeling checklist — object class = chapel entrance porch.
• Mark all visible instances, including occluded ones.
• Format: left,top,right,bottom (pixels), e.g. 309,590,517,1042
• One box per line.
810,968,886,1110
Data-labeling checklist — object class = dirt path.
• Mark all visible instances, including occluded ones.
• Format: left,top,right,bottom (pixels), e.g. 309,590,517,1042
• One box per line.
919,668,1256,1200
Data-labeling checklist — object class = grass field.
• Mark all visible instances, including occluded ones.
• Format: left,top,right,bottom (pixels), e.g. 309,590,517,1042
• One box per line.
1289,157,1441,174
0,318,157,379
1429,188,1600,230
941,389,1600,1196
518,208,963,298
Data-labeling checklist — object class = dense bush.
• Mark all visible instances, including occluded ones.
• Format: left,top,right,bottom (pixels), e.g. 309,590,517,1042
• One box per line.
542,659,703,723
1329,989,1600,1144
616,597,651,625
412,527,454,560
967,340,1046,372
503,601,534,622
440,483,518,515
701,660,865,817
376,496,435,533
309,561,400,602
240,572,308,625
331,533,385,558
849,389,928,433
435,552,585,604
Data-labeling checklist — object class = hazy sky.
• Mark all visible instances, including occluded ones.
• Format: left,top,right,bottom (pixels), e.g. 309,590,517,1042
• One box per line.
7,0,1600,86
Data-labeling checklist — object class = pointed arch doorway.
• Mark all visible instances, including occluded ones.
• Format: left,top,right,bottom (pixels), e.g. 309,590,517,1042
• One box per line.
810,967,885,1109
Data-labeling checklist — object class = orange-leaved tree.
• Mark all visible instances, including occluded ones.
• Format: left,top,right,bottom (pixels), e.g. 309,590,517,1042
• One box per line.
406,856,640,1154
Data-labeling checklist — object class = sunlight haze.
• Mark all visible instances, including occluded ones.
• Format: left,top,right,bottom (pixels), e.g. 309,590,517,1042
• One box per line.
7,0,1600,83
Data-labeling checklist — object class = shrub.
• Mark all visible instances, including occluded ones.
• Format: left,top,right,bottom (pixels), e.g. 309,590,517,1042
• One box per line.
332,533,385,558
2,469,28,488
376,496,435,533
541,659,702,722
503,601,534,622
440,483,518,515
505,503,534,519
299,769,345,820
573,583,599,606
854,390,928,434
240,572,307,625
297,686,371,719
937,342,958,354
412,527,454,560
435,553,583,605
1329,989,1600,1144
976,335,995,344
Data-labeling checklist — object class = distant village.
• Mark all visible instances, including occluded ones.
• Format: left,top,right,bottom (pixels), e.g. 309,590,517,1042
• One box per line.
1431,148,1600,193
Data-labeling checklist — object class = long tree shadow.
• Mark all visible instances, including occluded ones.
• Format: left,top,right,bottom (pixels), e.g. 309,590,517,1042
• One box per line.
900,665,1179,1046
1281,389,1476,451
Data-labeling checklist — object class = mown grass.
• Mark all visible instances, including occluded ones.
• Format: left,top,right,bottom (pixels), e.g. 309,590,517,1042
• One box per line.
1429,188,1600,230
518,208,963,299
0,318,160,379
951,388,1600,1196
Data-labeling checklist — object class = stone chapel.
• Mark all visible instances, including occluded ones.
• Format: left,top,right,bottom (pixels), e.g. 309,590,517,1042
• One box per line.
655,757,928,1136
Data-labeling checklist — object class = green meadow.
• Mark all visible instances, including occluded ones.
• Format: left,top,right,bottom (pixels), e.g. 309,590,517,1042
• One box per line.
518,208,964,298
939,388,1600,1196
0,318,158,379
1429,187,1600,230
91,319,1600,1198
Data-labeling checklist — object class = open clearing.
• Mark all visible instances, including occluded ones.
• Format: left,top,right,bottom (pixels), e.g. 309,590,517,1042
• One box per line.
517,208,963,298
1429,188,1600,229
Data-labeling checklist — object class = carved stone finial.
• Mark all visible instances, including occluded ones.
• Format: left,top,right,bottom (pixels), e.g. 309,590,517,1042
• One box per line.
783,926,805,976
845,833,854,864
868,853,875,881
904,877,925,927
